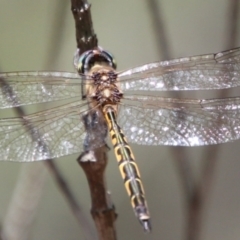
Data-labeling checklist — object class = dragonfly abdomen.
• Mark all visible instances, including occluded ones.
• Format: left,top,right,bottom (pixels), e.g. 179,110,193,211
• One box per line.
103,106,151,232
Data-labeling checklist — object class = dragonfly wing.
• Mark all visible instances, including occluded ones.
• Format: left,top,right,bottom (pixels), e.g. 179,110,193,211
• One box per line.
0,101,106,161
118,95,240,146
0,71,85,108
119,47,240,91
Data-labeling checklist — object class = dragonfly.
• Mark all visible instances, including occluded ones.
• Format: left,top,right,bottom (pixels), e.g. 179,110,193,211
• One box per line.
0,46,240,232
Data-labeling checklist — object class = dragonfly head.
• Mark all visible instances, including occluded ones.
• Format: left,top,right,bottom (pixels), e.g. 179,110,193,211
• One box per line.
74,47,117,74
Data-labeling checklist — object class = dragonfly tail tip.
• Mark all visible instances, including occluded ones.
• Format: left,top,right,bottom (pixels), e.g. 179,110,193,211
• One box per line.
141,219,151,232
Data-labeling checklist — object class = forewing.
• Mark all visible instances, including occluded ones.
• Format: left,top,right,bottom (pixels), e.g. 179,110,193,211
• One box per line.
0,71,89,108
119,47,240,91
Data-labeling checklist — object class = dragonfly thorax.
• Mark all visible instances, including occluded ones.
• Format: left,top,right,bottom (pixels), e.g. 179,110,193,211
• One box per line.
87,65,123,107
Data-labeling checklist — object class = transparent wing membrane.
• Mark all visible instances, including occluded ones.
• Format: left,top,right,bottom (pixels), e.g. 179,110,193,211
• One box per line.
1,48,240,109
0,101,106,161
0,47,240,161
119,47,240,91
119,96,240,146
0,71,91,108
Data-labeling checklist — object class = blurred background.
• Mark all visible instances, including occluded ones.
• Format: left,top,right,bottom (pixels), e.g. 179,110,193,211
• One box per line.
0,0,240,239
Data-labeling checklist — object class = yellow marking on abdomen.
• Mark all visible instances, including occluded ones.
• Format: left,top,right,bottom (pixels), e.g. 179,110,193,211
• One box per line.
103,106,150,227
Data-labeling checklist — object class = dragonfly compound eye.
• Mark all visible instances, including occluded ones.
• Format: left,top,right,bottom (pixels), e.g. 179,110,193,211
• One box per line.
75,48,117,74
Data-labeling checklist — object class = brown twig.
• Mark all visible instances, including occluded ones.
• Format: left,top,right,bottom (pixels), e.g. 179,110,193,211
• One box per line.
71,0,98,53
78,147,117,240
71,0,117,239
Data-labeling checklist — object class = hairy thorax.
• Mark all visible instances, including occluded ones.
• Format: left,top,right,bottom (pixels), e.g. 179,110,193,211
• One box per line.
86,64,123,112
